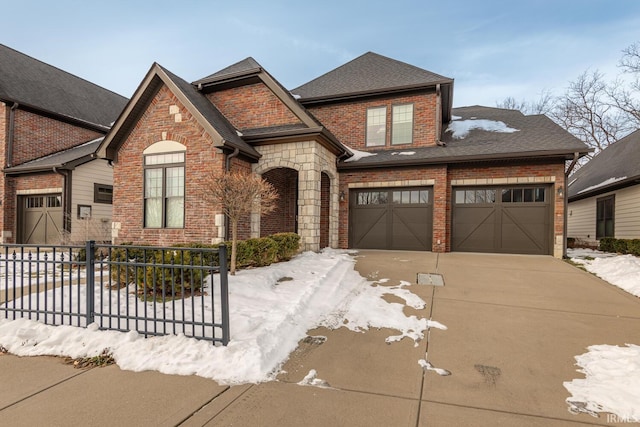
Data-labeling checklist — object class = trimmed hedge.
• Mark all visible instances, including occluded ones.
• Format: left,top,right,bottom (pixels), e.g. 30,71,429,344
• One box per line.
599,237,640,257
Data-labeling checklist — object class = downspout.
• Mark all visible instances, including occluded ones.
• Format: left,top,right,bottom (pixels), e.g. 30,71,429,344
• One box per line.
7,102,19,168
224,146,240,240
53,166,72,238
563,152,580,258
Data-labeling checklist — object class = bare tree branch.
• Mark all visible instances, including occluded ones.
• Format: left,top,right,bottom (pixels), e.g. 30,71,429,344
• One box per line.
202,171,278,274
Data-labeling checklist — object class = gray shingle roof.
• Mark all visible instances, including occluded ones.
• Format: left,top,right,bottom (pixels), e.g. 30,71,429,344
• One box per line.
5,137,103,174
340,106,589,169
568,129,640,199
0,44,128,129
158,65,260,157
193,57,261,85
292,52,453,101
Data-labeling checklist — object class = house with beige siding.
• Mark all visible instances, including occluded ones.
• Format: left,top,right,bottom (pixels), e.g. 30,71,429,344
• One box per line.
568,129,640,244
0,44,126,243
99,52,589,258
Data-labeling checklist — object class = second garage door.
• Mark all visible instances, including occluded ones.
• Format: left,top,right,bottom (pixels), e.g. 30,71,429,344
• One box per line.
349,187,433,251
452,186,552,255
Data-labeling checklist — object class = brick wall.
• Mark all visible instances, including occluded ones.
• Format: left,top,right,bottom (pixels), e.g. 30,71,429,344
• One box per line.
306,92,439,151
0,103,7,239
338,160,566,255
261,168,297,236
12,109,102,166
113,85,226,246
206,83,302,130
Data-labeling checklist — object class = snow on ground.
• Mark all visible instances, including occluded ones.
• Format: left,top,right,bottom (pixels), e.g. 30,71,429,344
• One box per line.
568,248,640,297
565,344,640,421
564,248,640,420
445,118,519,139
0,249,444,385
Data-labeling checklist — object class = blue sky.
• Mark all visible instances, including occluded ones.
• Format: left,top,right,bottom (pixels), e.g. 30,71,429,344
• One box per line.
4,0,640,107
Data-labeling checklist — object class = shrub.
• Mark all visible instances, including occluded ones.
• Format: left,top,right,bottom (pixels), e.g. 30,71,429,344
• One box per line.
613,239,629,254
234,237,279,268
142,249,205,296
627,239,640,257
566,237,576,249
269,233,301,261
598,237,640,257
598,237,616,253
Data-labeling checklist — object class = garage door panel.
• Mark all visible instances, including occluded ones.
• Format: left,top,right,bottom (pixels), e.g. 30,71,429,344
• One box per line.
351,207,387,249
453,208,496,251
452,186,551,255
350,187,432,251
391,207,431,250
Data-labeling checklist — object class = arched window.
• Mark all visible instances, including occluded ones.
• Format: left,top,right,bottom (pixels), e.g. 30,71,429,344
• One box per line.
143,141,186,228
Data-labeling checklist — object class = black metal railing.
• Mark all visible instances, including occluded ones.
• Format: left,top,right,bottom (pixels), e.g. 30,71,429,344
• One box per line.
0,241,230,345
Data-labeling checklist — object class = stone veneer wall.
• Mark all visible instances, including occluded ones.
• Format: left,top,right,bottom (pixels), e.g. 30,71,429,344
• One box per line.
253,141,339,252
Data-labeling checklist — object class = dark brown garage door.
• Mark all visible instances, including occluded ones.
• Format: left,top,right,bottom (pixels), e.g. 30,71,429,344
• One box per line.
452,186,551,255
19,194,63,244
349,187,433,251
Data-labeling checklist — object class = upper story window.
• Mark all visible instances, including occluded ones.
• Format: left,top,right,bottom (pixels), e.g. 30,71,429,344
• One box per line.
392,104,413,145
143,141,186,229
366,107,387,147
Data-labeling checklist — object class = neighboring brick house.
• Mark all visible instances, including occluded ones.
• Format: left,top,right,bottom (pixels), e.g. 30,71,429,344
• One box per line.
99,52,589,257
568,129,640,244
0,44,128,243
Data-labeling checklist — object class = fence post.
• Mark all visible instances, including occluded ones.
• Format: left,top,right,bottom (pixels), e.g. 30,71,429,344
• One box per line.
218,244,230,345
85,240,95,326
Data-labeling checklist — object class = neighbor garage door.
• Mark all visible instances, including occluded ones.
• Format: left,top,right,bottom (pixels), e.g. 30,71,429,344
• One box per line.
349,187,432,250
19,194,63,244
452,186,551,255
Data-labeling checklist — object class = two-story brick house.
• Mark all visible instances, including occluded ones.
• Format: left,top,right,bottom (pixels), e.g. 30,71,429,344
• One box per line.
99,52,589,257
0,44,128,244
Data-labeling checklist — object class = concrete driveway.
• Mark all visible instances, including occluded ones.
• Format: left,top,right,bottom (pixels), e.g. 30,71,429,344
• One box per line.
1,251,639,426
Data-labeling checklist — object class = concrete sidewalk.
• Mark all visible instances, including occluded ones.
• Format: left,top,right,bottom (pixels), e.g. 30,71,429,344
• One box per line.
1,251,639,426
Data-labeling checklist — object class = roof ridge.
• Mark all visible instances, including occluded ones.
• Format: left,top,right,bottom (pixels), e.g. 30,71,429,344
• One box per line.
0,44,127,100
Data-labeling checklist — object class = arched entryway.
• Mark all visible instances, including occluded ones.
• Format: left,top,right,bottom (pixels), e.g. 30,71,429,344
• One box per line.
261,167,298,236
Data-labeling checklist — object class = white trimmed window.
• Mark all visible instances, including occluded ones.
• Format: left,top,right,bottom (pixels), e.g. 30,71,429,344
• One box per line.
366,107,387,147
143,145,185,229
392,104,413,145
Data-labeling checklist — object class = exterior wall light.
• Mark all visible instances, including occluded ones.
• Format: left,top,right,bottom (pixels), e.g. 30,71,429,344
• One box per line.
339,191,346,202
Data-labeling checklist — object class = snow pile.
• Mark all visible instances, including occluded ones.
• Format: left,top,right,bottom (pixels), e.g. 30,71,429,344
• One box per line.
0,250,443,385
344,146,377,162
445,119,519,139
565,249,640,419
391,151,416,156
297,369,331,388
568,248,640,297
565,344,640,421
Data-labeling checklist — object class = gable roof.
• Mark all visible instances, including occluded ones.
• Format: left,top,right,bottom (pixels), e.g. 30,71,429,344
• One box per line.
291,51,454,121
568,129,640,201
192,57,262,86
340,106,589,170
193,57,350,156
98,63,260,161
0,44,127,130
292,52,452,99
4,137,103,175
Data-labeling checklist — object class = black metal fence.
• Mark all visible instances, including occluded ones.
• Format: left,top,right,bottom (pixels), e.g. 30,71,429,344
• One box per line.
0,241,230,345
